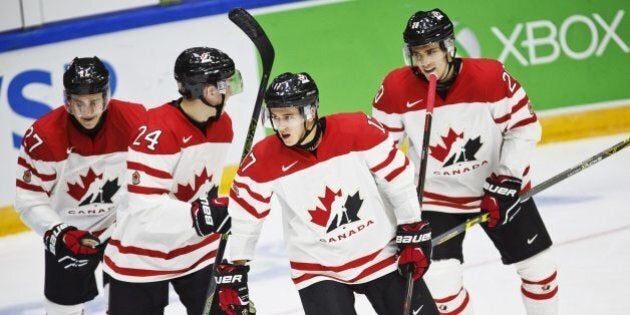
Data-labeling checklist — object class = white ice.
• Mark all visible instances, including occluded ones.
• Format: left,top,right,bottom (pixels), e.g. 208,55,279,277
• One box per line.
1,133,628,314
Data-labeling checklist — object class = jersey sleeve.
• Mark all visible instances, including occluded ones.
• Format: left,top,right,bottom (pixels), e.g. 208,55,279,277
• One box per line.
14,125,62,236
227,150,273,262
360,115,422,225
372,75,406,146
125,124,193,235
491,64,542,178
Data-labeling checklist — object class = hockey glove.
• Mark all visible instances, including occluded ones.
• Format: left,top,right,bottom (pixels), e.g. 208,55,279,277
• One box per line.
215,264,256,315
396,221,432,281
43,223,101,270
480,174,522,228
191,196,231,236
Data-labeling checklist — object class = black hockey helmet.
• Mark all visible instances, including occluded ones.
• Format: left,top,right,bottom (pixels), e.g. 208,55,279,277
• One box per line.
264,72,319,108
63,57,109,96
263,72,320,131
174,47,236,99
403,9,454,47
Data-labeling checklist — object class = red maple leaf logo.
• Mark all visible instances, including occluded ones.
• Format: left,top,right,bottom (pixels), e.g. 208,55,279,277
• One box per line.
308,187,342,227
174,167,213,201
67,168,103,201
429,129,464,162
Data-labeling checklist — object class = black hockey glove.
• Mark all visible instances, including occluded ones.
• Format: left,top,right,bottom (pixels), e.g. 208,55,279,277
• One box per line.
43,223,101,270
396,221,432,281
191,196,231,236
480,174,522,228
215,264,256,315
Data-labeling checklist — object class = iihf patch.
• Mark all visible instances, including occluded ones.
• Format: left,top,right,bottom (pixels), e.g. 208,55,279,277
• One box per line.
23,170,32,183
131,171,141,185
231,186,240,197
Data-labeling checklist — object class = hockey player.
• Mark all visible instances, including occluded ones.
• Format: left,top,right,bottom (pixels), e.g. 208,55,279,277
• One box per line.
372,9,558,314
14,56,146,315
103,47,240,314
214,72,439,315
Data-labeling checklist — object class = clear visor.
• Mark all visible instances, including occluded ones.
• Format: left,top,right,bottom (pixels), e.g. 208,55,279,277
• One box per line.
217,69,243,96
262,104,316,130
64,92,109,117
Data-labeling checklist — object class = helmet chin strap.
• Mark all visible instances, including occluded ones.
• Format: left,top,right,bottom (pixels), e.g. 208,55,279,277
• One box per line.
200,93,225,121
295,118,322,151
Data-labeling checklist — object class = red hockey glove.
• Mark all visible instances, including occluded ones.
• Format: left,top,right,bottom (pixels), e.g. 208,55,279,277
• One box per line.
43,223,101,270
396,221,432,281
191,196,231,236
480,174,522,228
215,264,255,315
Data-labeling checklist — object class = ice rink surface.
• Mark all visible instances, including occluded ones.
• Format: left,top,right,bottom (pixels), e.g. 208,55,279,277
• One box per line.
1,133,628,314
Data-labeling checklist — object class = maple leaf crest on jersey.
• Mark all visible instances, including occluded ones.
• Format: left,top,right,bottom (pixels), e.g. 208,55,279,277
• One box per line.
67,168,103,201
66,168,121,207
429,128,484,168
308,187,367,234
174,167,214,201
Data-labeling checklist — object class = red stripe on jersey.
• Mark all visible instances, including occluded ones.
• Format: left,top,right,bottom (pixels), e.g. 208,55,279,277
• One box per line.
384,157,410,182
127,185,170,195
510,115,538,130
424,200,480,210
103,249,216,277
232,180,271,203
292,256,396,285
424,191,481,204
494,112,510,124
382,124,404,132
17,157,57,181
511,96,530,113
230,189,270,219
523,166,530,177
127,161,172,179
16,179,48,194
108,233,220,260
291,249,382,272
370,145,397,173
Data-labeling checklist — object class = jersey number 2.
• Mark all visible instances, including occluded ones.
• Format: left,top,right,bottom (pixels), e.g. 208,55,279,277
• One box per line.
132,126,163,151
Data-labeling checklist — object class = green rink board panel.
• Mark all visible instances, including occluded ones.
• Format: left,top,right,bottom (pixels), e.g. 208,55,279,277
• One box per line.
255,0,629,115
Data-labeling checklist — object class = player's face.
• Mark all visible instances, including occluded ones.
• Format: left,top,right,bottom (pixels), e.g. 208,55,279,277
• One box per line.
269,106,308,146
67,93,106,129
410,42,450,81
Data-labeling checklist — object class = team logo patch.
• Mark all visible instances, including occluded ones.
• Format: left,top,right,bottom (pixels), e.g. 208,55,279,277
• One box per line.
22,170,32,183
429,129,489,175
131,171,141,185
430,128,483,167
66,168,120,206
308,186,369,240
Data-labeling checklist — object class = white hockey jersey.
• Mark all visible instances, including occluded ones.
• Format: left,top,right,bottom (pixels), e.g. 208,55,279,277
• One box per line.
372,58,542,214
229,113,422,289
103,102,233,283
15,100,146,237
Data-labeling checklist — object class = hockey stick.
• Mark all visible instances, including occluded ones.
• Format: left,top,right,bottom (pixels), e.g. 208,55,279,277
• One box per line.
432,136,630,247
403,73,438,315
202,8,275,315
